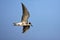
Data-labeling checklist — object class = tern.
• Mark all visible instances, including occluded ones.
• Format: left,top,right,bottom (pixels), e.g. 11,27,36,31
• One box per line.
13,3,32,33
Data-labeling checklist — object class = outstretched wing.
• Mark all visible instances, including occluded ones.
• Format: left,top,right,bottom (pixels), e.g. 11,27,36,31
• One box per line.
22,26,30,33
21,3,30,22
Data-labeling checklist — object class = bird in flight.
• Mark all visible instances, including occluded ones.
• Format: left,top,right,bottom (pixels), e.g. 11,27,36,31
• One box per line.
13,3,32,33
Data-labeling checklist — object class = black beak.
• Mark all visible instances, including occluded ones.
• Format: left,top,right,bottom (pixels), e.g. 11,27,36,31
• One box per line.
31,24,33,27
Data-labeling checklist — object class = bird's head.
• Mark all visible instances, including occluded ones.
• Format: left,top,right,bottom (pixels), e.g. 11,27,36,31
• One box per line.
29,22,33,27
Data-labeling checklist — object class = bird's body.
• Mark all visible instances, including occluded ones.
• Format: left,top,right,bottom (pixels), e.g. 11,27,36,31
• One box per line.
13,3,32,33
14,22,30,26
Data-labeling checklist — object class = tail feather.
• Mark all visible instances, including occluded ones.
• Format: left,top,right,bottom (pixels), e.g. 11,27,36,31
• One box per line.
13,23,16,26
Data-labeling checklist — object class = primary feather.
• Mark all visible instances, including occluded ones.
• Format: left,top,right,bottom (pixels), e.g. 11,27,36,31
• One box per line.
21,3,30,22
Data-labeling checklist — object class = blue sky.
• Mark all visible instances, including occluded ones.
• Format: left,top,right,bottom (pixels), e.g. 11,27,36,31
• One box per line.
0,0,60,40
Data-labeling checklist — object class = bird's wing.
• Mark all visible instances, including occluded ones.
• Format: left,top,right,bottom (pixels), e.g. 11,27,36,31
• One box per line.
21,3,30,22
22,26,30,33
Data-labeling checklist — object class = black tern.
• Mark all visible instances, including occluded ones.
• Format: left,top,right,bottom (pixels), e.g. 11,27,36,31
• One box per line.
13,3,32,33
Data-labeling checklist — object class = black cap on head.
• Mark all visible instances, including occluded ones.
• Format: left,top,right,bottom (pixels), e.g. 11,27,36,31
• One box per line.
29,22,31,24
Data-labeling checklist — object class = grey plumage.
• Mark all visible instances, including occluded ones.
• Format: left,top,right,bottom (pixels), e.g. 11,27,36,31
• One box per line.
21,3,30,22
21,3,30,33
13,3,32,33
22,26,30,33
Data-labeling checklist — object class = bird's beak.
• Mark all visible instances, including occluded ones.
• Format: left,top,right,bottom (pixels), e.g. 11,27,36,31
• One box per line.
31,24,33,27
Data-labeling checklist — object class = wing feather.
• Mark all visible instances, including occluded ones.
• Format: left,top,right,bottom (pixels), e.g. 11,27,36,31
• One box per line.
21,3,30,22
22,26,30,33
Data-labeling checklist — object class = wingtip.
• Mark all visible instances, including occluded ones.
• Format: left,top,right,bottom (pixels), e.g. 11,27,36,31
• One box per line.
21,2,22,4
21,2,24,5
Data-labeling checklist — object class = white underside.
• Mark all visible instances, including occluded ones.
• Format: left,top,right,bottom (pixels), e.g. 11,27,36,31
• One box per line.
14,22,30,26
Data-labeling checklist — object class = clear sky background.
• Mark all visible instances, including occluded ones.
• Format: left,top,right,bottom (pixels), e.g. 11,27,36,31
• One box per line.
0,0,60,40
